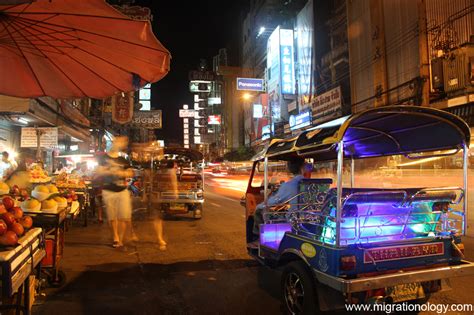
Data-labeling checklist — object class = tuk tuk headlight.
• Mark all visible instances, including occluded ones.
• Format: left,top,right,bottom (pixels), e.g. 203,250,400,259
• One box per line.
196,191,204,199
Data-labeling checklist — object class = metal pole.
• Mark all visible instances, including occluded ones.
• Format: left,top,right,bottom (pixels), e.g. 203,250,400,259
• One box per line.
336,141,344,247
264,157,269,206
350,157,355,188
202,158,205,192
463,144,469,235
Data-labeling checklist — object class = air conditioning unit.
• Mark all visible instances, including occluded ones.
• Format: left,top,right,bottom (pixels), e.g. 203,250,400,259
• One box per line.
443,45,474,95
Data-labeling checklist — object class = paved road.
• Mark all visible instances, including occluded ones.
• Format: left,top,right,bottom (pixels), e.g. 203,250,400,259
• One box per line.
34,181,474,314
34,185,282,315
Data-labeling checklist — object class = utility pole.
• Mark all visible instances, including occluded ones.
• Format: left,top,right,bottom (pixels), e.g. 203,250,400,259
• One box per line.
417,0,430,107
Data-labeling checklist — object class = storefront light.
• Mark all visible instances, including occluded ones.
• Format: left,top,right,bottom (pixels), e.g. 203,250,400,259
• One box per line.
18,117,28,125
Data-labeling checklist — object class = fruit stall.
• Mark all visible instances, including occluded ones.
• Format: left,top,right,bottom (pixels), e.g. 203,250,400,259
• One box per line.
19,183,76,288
0,185,45,315
5,163,82,289
54,173,90,226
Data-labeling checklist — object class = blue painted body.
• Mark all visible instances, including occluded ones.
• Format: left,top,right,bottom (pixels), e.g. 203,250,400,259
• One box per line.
273,232,461,277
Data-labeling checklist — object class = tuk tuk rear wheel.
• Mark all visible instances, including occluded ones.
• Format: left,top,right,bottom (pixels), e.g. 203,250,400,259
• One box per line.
281,261,318,315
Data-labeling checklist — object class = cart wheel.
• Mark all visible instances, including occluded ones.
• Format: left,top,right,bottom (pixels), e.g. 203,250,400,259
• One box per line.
281,261,319,315
48,270,67,288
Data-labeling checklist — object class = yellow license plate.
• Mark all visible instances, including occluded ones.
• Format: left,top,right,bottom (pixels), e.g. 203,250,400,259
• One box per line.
170,203,186,211
386,283,425,303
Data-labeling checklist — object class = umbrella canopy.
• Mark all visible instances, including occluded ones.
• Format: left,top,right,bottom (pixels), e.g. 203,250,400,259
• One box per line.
0,0,171,98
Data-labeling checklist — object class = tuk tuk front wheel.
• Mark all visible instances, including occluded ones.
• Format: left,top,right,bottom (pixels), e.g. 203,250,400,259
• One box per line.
193,204,202,219
281,261,318,315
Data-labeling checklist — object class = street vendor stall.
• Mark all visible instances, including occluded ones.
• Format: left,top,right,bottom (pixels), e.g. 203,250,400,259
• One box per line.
0,228,45,315
0,180,45,314
5,163,80,288
18,181,80,288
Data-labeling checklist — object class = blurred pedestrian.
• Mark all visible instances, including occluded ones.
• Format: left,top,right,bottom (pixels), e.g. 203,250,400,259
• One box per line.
96,136,134,248
0,151,15,180
6,157,30,190
150,159,178,251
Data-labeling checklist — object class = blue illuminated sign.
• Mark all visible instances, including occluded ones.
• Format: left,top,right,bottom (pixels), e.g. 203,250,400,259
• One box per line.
279,29,295,95
262,124,274,140
289,110,312,130
236,78,264,91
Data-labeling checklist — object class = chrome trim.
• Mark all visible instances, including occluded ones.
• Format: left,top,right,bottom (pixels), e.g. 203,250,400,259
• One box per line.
350,158,355,188
463,144,468,235
336,141,344,247
404,147,461,160
264,156,269,205
312,260,474,293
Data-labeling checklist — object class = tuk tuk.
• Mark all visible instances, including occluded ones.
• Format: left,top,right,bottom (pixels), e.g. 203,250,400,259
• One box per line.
151,147,204,219
242,106,474,313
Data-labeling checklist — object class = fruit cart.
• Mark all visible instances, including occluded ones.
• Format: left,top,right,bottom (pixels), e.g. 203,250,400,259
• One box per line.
22,208,68,288
55,173,90,226
0,228,45,315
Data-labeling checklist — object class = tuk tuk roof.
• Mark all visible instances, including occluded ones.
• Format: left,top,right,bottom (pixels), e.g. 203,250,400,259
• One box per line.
252,105,471,161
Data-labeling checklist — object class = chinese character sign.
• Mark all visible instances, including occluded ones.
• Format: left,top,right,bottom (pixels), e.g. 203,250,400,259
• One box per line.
112,92,134,124
279,29,295,95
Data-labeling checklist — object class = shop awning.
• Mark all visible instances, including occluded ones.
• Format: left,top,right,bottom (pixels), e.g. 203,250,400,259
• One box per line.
0,95,91,142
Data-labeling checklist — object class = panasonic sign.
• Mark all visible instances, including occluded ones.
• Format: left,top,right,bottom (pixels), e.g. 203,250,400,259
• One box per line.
236,78,265,92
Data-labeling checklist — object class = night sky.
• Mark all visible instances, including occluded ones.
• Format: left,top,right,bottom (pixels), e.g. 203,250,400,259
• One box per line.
132,0,248,144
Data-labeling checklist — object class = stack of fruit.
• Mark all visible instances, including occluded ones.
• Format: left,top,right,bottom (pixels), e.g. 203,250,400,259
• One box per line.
20,184,65,213
29,164,51,183
0,196,33,247
8,184,30,201
0,182,9,195
62,189,78,204
55,173,86,189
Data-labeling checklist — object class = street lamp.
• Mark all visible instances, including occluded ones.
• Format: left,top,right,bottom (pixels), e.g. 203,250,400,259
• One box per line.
242,93,252,100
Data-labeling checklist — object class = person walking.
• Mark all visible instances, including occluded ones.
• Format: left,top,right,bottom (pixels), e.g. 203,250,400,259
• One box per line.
96,136,134,248
0,151,15,180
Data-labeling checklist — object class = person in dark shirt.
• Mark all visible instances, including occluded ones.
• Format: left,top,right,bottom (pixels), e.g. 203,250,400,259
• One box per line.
96,136,134,248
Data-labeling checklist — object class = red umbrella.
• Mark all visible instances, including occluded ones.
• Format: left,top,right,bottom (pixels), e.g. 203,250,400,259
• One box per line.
0,0,171,98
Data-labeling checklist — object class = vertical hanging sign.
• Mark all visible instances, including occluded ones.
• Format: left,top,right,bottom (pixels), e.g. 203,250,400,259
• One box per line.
279,29,295,95
112,92,134,124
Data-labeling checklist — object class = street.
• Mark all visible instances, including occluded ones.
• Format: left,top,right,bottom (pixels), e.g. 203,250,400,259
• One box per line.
34,181,282,315
33,174,474,314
